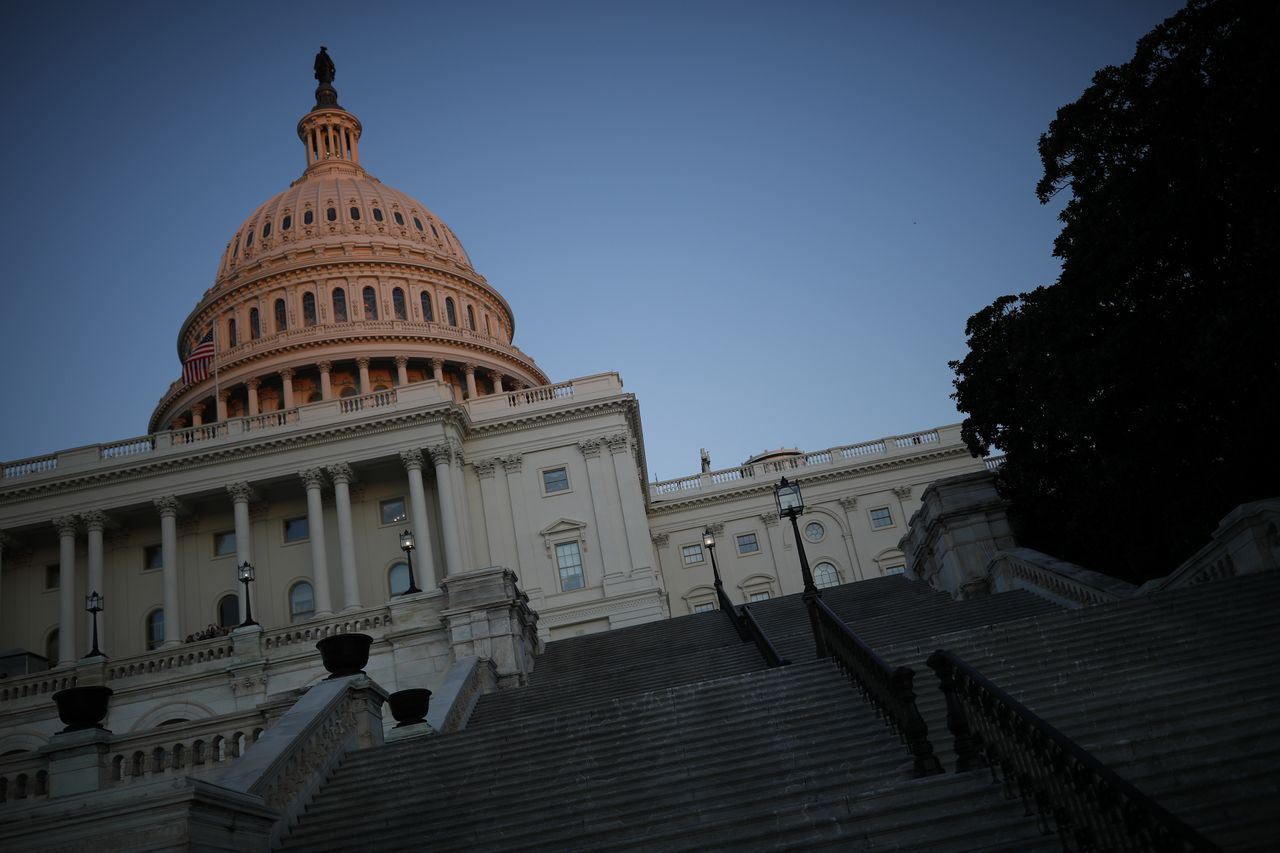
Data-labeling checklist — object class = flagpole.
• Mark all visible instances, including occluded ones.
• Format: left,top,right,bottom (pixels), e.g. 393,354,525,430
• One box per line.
212,323,220,426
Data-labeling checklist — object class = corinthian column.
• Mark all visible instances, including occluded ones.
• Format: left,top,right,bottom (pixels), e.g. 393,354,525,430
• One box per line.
327,462,362,609
317,360,333,400
463,363,478,399
430,358,445,385
356,357,371,394
400,449,439,589
395,356,409,387
280,368,296,409
428,443,464,577
300,469,333,616
227,482,255,622
53,516,77,664
246,378,261,416
82,511,107,644
155,496,182,646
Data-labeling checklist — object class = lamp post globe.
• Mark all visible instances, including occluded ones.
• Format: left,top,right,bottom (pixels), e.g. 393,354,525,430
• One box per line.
774,478,818,595
399,529,421,594
237,561,258,627
703,526,725,591
83,590,106,659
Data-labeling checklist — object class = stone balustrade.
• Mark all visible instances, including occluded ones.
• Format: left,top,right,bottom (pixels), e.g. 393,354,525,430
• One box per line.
650,426,958,499
987,548,1136,609
465,372,623,420
0,670,78,707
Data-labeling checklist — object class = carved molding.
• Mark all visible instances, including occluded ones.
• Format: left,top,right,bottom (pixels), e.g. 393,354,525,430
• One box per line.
327,462,355,485
760,511,780,526
227,482,255,504
893,485,913,500
604,433,629,454
501,454,523,474
154,495,183,517
651,533,670,547
399,448,425,472
838,496,859,511
473,458,497,479
53,515,79,537
300,468,328,490
577,438,602,459
81,510,108,532
427,443,453,466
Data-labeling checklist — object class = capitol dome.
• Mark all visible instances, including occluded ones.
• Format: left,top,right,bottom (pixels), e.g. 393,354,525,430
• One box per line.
150,54,548,433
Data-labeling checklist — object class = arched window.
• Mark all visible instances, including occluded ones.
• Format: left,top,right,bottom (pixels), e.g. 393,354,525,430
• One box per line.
445,297,457,327
326,206,337,222
303,209,314,225
289,582,315,623
282,214,292,231
45,629,58,666
466,305,476,330
262,221,271,238
813,562,841,589
227,318,238,347
363,286,378,320
420,291,433,322
146,609,165,650
393,211,405,226
372,208,384,222
274,299,287,332
217,594,239,629
413,216,424,231
339,386,358,398
245,229,254,248
388,562,410,596
349,206,361,221
392,288,407,320
302,292,317,326
249,308,261,340
332,288,348,323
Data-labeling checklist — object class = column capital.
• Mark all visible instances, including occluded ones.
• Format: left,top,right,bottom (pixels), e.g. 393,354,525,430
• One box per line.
154,496,183,518
317,360,333,372
245,377,261,390
81,510,108,532
191,402,206,417
893,485,913,500
394,355,409,368
279,367,296,380
399,448,425,472
577,438,602,459
300,468,327,490
327,462,355,485
462,362,477,375
217,389,231,402
487,369,502,383
53,516,79,537
838,496,858,511
427,443,453,466
227,481,255,504
604,433,630,454
430,357,445,370
356,356,371,369
760,511,780,527
651,532,669,548
500,453,523,474
473,457,497,479
708,522,725,536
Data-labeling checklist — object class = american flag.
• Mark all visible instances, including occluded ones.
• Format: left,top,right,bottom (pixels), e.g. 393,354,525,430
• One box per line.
182,329,215,384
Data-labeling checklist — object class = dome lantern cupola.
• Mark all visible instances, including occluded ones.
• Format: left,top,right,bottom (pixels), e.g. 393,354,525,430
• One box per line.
298,47,363,176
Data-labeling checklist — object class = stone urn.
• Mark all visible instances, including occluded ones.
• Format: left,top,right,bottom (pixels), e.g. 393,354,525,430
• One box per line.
316,633,373,678
387,688,432,727
52,685,114,732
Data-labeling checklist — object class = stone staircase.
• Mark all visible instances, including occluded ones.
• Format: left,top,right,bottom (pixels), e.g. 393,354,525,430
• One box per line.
280,571,1279,851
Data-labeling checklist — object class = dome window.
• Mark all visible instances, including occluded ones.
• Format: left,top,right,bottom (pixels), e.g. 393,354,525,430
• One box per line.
249,308,261,340
275,298,287,333
363,286,379,320
430,223,440,238
262,222,271,238
349,206,361,221
232,238,239,259
245,230,254,248
372,208,384,222
302,292,317,327
332,288,348,323
326,207,337,222
420,292,433,322
393,211,405,226
413,217,424,231
281,215,292,231
303,210,314,226
466,305,476,331
228,318,238,347
445,297,457,327
393,288,407,321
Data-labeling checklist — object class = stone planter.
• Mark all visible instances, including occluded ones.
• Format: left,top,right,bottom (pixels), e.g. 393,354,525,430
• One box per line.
316,633,373,678
52,685,114,732
387,688,432,727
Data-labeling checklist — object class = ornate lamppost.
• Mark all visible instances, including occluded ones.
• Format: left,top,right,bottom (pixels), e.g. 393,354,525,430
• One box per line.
399,529,422,595
702,527,725,593
84,590,106,659
775,477,826,658
237,561,258,627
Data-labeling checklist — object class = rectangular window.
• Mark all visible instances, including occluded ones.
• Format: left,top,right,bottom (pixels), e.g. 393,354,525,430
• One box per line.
692,602,715,613
143,545,163,571
681,544,704,566
542,467,570,494
749,591,771,602
735,533,759,555
213,531,237,557
380,497,407,525
884,565,906,576
869,506,894,529
45,564,59,590
283,516,310,543
555,541,585,591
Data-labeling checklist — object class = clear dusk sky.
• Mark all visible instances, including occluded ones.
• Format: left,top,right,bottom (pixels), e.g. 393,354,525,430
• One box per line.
0,0,1184,481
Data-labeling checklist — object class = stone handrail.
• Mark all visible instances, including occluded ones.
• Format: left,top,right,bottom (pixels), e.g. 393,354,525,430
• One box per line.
1,453,58,478
988,548,1136,609
425,655,497,734
0,752,48,806
0,670,78,707
466,372,624,420
1145,498,1280,592
209,674,387,847
105,636,238,683
261,608,394,655
651,426,959,497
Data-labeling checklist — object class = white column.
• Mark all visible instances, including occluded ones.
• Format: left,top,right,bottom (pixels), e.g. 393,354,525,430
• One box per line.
475,458,517,571
191,403,205,427
400,450,439,589
246,378,261,416
428,444,464,577
578,439,620,578
54,516,77,665
502,455,533,574
227,482,255,622
318,360,333,400
327,463,362,610
300,469,333,616
280,368,296,409
837,496,867,581
216,390,229,422
395,356,409,387
606,434,653,574
463,363,478,399
155,497,182,646
450,442,474,570
488,370,504,394
356,357,371,394
83,512,107,646
431,358,445,385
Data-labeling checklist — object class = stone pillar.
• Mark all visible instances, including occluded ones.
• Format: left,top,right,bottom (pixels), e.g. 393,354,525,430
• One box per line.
502,455,532,574
83,512,106,647
216,390,229,423
280,368,296,409
400,450,439,590
450,442,474,571
488,371,504,394
0,531,7,630
318,360,333,400
463,363,478,399
577,439,616,579
54,516,77,664
191,403,205,427
759,511,788,596
395,356,409,387
227,482,255,622
475,458,516,571
356,357,371,394
301,469,333,616
155,497,182,646
837,496,867,580
428,444,464,577
900,471,1016,599
327,463,362,610
246,378,261,416
606,433,653,575
430,358,445,385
